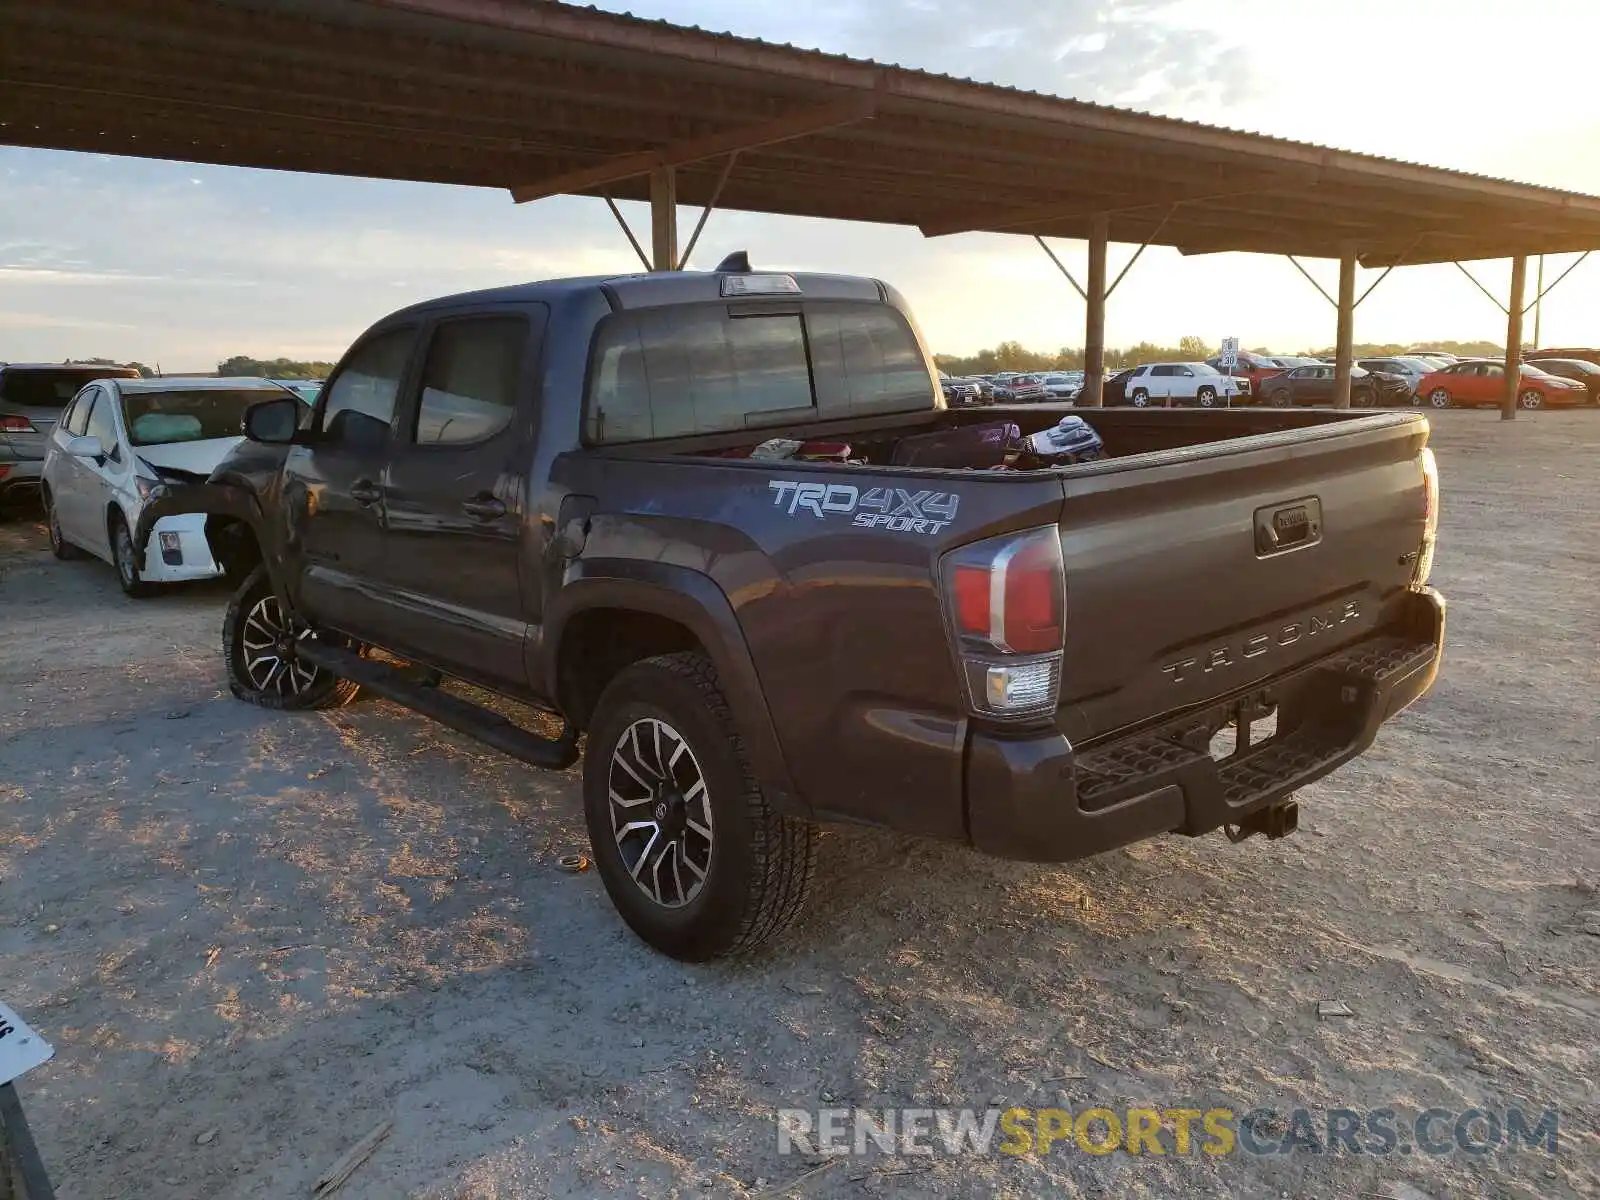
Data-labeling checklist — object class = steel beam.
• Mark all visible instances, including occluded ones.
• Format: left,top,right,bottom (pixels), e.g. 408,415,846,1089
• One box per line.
1502,255,1527,421
650,166,678,271
1333,245,1357,408
509,96,876,204
1082,215,1109,407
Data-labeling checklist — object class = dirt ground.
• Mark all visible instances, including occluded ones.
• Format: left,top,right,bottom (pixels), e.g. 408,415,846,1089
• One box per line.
1,410,1595,1199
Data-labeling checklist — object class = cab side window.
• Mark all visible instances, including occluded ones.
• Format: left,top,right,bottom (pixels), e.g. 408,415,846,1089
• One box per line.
321,327,416,451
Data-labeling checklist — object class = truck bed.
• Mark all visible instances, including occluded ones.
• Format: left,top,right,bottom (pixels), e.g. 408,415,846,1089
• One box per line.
559,405,1433,843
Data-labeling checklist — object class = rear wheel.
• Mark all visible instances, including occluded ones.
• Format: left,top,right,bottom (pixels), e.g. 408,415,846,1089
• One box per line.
1130,389,1150,408
109,511,151,598
222,567,361,710
1428,388,1452,409
1518,388,1543,410
583,652,817,961
1270,389,1293,408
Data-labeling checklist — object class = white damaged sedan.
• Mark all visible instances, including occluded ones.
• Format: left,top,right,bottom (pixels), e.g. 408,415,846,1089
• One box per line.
41,376,296,596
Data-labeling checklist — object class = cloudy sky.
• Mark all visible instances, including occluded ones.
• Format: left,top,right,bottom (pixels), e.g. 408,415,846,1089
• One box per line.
4,0,1600,370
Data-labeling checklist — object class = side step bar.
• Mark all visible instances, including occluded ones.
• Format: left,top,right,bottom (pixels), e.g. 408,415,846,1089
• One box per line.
296,641,579,770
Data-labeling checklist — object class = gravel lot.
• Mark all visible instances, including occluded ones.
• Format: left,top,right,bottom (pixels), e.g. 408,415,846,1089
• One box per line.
1,410,1596,1199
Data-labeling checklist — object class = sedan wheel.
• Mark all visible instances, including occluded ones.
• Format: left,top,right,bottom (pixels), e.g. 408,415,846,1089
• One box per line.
47,497,80,560
110,513,151,598
1428,389,1452,409
1270,390,1292,408
1518,388,1543,410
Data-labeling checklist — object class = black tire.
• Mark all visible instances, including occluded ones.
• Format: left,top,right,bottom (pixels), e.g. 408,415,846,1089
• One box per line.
1353,388,1376,407
1270,389,1293,408
1196,386,1218,408
1130,389,1150,408
583,652,817,961
109,510,152,598
222,566,361,710
45,492,80,560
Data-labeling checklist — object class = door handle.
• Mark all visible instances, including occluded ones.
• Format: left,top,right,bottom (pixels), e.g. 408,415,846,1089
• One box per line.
462,495,507,521
349,480,382,505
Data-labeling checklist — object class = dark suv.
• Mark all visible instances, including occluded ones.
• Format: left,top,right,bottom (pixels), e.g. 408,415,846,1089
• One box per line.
1,363,142,510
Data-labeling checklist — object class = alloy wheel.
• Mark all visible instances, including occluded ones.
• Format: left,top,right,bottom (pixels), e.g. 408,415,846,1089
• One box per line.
1429,389,1452,408
608,717,713,909
240,593,321,696
1518,389,1542,410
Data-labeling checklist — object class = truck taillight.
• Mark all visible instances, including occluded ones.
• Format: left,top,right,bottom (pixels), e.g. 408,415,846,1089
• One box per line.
1414,448,1439,587
941,526,1065,719
0,415,34,433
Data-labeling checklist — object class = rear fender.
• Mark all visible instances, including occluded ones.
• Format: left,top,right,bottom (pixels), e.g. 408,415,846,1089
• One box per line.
538,560,804,817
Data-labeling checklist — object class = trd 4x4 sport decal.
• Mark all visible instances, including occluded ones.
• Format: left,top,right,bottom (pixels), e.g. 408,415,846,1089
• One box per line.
767,480,960,536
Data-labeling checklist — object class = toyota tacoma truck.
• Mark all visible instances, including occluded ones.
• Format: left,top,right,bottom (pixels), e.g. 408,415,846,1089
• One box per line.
132,257,1445,961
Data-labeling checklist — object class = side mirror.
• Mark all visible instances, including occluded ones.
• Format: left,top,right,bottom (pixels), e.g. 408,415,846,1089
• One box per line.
244,397,301,445
65,434,104,460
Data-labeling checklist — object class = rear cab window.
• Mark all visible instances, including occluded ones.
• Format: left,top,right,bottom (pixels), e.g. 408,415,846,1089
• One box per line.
585,300,934,443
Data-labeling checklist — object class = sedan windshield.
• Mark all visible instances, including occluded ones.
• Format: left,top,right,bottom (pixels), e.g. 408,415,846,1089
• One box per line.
121,388,268,446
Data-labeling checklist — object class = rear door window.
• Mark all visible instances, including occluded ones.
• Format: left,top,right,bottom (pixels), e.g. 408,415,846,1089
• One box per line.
413,315,532,446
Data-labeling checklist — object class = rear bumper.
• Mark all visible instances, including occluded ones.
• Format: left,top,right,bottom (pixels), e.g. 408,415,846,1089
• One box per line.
965,587,1446,862
0,451,43,502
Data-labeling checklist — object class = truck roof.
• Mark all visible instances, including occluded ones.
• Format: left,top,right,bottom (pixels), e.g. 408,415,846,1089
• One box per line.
384,269,888,320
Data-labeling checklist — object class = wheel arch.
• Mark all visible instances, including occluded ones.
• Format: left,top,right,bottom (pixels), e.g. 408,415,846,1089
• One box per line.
540,563,805,817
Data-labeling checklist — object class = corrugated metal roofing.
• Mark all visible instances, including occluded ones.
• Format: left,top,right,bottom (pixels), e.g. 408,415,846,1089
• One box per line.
5,0,1600,265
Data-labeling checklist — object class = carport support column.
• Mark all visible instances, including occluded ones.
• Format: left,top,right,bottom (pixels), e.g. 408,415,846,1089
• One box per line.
1332,243,1357,408
1081,214,1109,406
1502,254,1527,421
650,166,678,272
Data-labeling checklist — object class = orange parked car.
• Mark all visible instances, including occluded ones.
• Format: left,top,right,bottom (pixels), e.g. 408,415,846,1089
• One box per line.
1412,360,1589,410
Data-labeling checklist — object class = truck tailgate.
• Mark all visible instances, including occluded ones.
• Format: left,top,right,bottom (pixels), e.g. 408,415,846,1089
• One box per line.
1055,414,1430,744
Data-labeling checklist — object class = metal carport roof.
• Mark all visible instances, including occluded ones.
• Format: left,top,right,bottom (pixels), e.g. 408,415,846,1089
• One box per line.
7,0,1600,269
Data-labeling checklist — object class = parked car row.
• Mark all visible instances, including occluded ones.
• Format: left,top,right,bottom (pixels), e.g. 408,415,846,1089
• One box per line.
0,364,320,595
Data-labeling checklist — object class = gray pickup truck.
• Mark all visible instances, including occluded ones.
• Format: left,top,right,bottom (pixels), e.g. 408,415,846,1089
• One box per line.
130,258,1445,961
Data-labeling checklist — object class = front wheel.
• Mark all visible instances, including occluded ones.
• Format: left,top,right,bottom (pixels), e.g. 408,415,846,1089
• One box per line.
1196,386,1218,408
110,511,151,598
1518,388,1543,410
47,494,80,560
222,567,361,710
1130,389,1150,408
584,652,817,961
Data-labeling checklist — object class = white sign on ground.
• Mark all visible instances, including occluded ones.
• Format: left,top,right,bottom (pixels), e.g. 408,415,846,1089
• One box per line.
0,1001,53,1086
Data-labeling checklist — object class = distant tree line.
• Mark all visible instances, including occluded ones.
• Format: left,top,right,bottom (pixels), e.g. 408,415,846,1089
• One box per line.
935,337,1516,376
217,356,335,379
66,357,154,377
